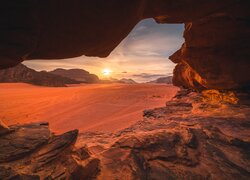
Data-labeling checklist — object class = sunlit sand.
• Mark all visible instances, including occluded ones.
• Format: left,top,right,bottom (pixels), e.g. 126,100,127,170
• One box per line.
0,83,178,133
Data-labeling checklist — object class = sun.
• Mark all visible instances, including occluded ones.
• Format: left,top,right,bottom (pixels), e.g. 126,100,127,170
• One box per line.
102,68,112,76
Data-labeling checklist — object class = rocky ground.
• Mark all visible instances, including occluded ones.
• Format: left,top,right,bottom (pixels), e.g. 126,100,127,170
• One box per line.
0,123,99,179
0,89,249,179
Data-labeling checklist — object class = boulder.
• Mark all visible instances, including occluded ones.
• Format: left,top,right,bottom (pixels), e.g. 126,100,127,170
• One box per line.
0,122,100,179
0,120,10,136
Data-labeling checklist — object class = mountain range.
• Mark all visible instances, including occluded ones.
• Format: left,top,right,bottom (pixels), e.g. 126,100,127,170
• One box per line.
0,64,139,86
49,68,99,83
0,64,80,87
100,78,137,84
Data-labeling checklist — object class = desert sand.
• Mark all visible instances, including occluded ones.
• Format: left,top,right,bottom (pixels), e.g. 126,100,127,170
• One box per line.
0,83,178,133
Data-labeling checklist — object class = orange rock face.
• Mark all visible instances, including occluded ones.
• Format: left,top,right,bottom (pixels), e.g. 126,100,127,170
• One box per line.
0,0,249,90
170,1,250,90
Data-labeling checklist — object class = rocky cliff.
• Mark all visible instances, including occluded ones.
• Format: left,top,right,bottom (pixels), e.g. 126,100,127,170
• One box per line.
169,2,250,91
0,0,249,91
0,64,80,87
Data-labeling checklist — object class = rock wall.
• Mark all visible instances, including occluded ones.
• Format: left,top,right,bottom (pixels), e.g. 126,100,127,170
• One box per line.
0,0,250,90
170,1,250,90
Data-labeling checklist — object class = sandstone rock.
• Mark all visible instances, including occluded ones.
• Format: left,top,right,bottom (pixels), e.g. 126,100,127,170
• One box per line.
32,129,78,171
0,122,100,179
69,157,100,180
0,122,50,163
0,120,10,136
75,147,91,160
1,90,247,179
76,89,250,179
170,1,250,90
0,1,250,178
0,167,40,180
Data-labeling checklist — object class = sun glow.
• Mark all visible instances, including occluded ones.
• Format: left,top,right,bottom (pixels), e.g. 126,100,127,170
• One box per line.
102,68,112,76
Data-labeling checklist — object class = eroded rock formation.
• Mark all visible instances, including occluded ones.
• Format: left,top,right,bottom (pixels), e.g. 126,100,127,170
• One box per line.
75,89,250,179
0,90,249,179
1,0,249,90
0,122,100,179
170,2,250,90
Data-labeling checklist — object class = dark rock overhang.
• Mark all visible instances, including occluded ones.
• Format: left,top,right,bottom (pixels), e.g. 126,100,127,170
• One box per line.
0,0,249,90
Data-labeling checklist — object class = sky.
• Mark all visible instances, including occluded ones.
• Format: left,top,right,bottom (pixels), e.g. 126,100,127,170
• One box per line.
24,19,184,82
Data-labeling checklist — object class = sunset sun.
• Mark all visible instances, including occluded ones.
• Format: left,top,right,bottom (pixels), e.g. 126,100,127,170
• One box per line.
102,68,112,76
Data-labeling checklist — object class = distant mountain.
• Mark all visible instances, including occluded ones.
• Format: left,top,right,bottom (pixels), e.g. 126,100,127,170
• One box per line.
148,76,173,84
0,64,80,87
119,78,137,84
100,78,137,84
49,68,99,83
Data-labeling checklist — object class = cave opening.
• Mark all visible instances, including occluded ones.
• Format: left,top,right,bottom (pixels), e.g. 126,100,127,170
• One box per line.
23,19,184,83
1,19,184,133
0,1,250,179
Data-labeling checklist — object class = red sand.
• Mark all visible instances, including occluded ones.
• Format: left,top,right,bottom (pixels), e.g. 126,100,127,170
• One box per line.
0,83,178,133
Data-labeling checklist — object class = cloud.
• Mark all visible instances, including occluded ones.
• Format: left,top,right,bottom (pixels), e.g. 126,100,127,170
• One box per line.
120,18,184,58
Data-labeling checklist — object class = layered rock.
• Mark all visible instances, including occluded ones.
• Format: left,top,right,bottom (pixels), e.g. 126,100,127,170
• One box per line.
170,1,250,91
0,64,80,87
75,89,250,179
0,0,249,90
1,89,249,179
0,122,100,179
0,121,10,136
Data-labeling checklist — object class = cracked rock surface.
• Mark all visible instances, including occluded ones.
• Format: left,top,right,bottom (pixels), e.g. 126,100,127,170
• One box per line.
0,123,100,179
76,90,250,179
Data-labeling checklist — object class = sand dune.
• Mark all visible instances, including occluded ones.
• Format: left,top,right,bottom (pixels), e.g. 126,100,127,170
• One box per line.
0,83,178,133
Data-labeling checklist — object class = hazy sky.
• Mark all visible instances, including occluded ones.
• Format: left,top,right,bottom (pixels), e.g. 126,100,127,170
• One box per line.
24,19,184,82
